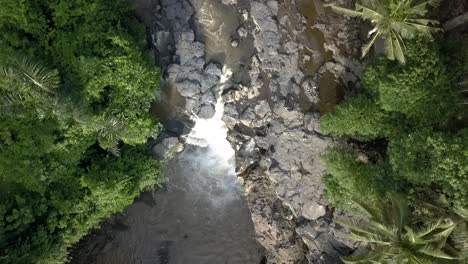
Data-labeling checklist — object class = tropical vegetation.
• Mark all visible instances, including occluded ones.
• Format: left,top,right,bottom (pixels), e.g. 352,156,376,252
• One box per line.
0,0,161,263
338,194,467,263
327,0,441,63
320,1,468,263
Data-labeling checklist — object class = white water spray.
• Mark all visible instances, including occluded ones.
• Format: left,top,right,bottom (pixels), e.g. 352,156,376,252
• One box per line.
186,66,233,160
181,66,242,207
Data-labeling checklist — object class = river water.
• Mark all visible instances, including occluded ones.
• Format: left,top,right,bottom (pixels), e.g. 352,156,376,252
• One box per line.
74,0,263,259
86,79,262,263
89,146,261,264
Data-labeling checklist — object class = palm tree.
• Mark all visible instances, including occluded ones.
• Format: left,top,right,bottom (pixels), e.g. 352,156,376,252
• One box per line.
338,193,462,263
326,0,441,64
0,55,126,152
0,55,59,116
415,192,468,262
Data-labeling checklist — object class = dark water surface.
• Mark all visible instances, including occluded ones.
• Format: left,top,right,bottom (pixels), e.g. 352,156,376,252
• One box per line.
90,145,262,264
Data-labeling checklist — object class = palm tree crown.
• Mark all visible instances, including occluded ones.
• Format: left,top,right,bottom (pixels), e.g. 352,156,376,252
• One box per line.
327,0,441,64
338,194,465,263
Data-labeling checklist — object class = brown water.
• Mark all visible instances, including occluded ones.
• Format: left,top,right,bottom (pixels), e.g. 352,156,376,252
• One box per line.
88,146,261,264
192,0,254,73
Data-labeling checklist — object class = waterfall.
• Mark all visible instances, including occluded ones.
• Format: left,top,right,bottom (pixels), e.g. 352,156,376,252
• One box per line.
182,67,241,207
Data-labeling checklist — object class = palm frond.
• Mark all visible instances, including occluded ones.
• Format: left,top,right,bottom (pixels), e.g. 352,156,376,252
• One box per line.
356,3,384,20
404,22,440,35
408,0,440,16
7,56,59,94
392,32,406,64
418,245,458,260
450,222,468,259
406,18,439,26
327,5,366,18
352,196,383,221
362,31,382,58
328,0,440,64
454,208,468,221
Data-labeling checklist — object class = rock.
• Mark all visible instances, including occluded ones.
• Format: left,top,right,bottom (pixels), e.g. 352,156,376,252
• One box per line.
237,26,248,38
304,112,321,133
302,202,326,220
302,79,320,105
149,0,365,262
201,90,216,104
221,0,237,5
177,80,201,97
254,100,271,118
273,102,304,129
204,63,222,77
152,137,182,159
200,74,219,92
284,41,298,54
197,104,216,118
241,9,249,21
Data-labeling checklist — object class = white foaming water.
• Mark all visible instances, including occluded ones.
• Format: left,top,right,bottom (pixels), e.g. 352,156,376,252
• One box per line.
182,66,242,207
185,66,234,164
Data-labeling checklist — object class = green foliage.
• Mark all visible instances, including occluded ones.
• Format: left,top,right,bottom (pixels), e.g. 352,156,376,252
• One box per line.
323,148,403,210
0,0,159,145
0,1,161,263
321,38,467,208
327,0,440,63
362,38,460,127
320,95,404,140
389,129,468,208
339,194,465,263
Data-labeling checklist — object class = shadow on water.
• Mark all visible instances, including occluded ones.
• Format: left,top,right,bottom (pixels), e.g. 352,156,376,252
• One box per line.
90,145,262,264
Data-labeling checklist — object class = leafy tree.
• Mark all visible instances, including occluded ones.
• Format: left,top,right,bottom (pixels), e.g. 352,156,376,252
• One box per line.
0,0,159,146
338,194,464,263
0,1,161,263
322,148,404,210
320,95,405,140
361,38,460,127
327,0,440,63
389,129,468,208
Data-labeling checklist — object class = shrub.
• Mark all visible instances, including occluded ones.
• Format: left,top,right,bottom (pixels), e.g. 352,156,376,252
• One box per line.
320,95,405,140
389,129,468,208
322,148,403,210
362,38,461,128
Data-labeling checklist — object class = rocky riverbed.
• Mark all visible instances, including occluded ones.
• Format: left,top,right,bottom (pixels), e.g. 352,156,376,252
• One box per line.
72,0,367,263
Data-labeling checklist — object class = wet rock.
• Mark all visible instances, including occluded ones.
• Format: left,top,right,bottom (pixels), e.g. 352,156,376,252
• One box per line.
201,90,216,104
176,80,201,97
221,0,237,5
237,26,248,38
302,202,326,220
152,137,182,159
204,63,223,77
241,9,249,21
197,104,216,118
231,39,239,47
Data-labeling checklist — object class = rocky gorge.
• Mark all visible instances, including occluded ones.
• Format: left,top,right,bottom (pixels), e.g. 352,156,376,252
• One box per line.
72,0,367,263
